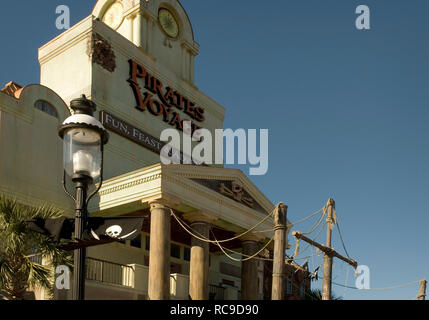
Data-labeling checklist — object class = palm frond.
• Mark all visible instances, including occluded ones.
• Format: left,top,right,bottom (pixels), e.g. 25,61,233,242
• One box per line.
0,193,71,300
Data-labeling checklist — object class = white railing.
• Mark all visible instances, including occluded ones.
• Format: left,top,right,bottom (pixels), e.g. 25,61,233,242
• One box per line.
86,258,134,288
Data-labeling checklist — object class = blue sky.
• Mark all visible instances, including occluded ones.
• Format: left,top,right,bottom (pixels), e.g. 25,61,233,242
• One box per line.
1,1,428,300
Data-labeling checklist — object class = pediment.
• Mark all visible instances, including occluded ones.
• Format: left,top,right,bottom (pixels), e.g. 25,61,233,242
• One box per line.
163,164,274,215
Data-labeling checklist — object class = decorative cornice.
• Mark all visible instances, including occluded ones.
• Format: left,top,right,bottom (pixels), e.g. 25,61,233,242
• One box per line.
162,174,275,234
99,173,161,196
39,25,93,65
163,166,275,214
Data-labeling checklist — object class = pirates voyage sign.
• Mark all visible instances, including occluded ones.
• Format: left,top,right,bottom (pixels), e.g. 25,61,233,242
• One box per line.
128,59,205,137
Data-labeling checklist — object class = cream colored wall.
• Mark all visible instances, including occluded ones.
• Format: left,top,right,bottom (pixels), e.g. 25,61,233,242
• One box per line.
39,17,93,105
0,86,74,213
92,0,198,82
39,0,226,181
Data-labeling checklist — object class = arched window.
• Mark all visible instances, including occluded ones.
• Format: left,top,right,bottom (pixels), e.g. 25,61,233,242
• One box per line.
34,100,58,119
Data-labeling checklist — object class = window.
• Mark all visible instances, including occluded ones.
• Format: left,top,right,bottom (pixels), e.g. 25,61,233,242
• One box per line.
300,284,305,298
131,233,142,248
286,279,292,294
222,279,235,287
184,247,190,261
171,244,181,259
145,236,150,251
34,100,58,118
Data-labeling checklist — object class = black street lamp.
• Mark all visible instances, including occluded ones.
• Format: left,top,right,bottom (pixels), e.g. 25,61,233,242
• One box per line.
58,95,109,300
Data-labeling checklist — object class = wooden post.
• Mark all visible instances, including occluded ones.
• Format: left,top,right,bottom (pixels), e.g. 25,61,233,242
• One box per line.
291,232,357,268
322,198,335,300
417,279,427,300
189,222,210,300
272,203,288,300
148,200,171,300
241,240,260,300
292,198,358,301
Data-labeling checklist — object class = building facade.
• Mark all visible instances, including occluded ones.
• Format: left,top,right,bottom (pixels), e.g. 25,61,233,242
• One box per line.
0,0,310,300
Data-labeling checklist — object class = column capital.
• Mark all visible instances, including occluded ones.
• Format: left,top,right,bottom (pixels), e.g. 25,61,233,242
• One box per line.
274,203,288,228
145,195,180,209
182,211,218,225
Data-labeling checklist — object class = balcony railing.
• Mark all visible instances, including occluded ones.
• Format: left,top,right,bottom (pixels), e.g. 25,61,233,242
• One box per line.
85,258,231,300
86,258,134,288
209,284,225,300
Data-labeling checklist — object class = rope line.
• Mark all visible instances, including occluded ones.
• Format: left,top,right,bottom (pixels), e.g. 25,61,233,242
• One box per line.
292,221,327,258
332,280,420,291
335,218,352,260
219,243,323,262
302,206,327,235
170,204,279,244
210,229,274,262
343,265,350,299
290,207,325,226
171,210,274,244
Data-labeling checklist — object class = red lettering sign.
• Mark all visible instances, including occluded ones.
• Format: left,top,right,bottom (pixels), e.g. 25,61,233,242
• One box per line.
128,59,206,135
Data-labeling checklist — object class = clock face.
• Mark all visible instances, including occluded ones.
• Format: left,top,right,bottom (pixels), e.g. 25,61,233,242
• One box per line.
102,2,124,30
158,8,179,38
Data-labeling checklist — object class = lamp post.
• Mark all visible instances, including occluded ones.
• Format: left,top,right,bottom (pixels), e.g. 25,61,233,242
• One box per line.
59,95,109,300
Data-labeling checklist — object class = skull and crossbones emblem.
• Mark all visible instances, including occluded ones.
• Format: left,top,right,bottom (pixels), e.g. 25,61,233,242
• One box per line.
220,180,254,208
105,225,123,238
90,225,138,241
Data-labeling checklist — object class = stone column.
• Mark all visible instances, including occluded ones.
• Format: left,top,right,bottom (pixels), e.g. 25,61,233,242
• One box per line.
148,200,171,300
189,222,210,300
133,13,141,47
183,212,216,301
241,239,260,300
127,15,134,43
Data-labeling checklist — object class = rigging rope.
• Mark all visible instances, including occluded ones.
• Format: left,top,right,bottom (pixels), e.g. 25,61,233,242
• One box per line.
302,206,327,235
170,204,278,244
332,280,420,291
210,229,274,262
290,207,325,226
335,218,352,260
171,203,328,265
343,264,350,299
219,242,323,262
292,221,327,258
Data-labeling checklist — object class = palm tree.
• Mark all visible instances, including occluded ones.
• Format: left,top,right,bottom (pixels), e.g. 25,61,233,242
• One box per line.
305,288,342,300
0,193,72,300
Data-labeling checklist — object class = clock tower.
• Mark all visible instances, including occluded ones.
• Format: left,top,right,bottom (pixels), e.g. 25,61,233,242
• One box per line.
39,0,225,179
92,0,199,84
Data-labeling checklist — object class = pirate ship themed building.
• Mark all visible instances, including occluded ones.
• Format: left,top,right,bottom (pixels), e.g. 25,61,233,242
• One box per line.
0,0,311,300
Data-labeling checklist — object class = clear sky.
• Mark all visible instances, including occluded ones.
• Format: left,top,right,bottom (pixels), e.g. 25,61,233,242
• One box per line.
1,0,428,300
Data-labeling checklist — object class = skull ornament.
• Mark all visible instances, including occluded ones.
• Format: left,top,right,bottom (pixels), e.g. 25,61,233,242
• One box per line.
106,225,123,238
219,180,254,208
231,180,244,201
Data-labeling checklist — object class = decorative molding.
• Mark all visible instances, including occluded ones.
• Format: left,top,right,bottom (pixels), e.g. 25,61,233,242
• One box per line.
99,173,161,196
162,174,274,233
39,16,93,65
88,33,117,73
